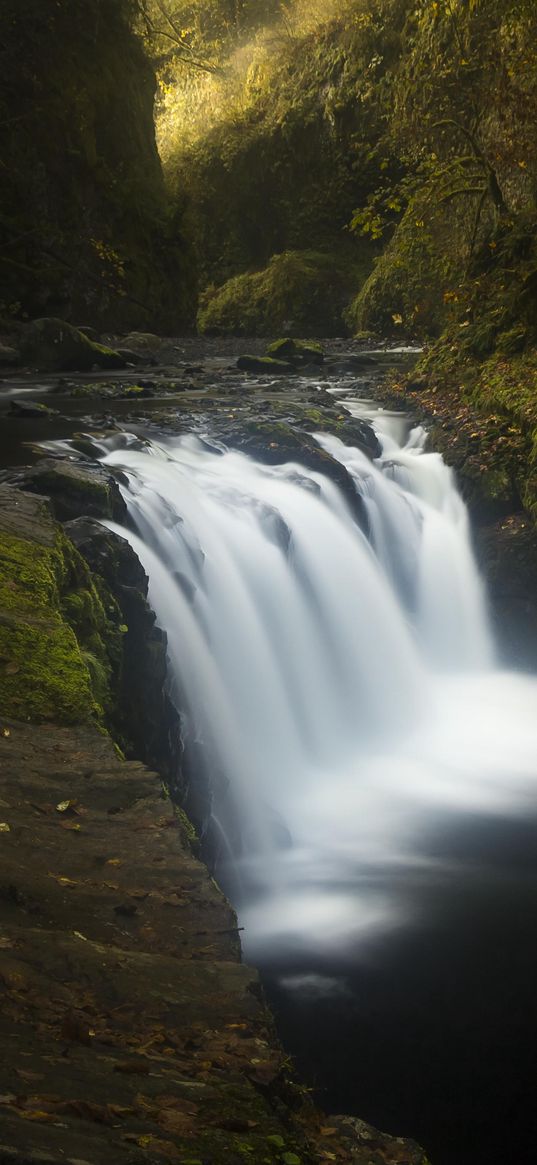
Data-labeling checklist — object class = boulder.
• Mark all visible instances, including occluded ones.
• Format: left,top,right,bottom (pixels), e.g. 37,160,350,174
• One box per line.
327,353,378,374
8,399,58,417
75,325,101,342
115,347,145,365
122,332,163,353
17,458,127,522
120,383,156,398
0,342,20,366
237,355,296,375
266,338,324,366
20,318,126,372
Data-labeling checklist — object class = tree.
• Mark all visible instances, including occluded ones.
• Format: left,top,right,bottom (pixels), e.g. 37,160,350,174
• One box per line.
392,0,537,228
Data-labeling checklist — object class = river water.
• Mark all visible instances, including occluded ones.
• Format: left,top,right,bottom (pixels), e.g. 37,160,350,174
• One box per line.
51,386,537,1164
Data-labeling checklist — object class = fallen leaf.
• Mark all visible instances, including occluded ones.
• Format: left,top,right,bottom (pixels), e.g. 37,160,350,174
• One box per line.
0,823,11,833
59,822,82,832
5,662,20,675
55,800,79,814
48,874,78,887
2,728,11,738
19,1110,58,1123
73,931,88,941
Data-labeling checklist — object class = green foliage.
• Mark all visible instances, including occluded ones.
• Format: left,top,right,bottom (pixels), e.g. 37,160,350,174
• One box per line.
139,0,283,72
346,194,463,337
345,0,537,338
198,249,370,336
162,1,402,288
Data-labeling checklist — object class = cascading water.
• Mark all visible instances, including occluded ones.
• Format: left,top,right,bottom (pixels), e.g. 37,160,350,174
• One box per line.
83,401,537,972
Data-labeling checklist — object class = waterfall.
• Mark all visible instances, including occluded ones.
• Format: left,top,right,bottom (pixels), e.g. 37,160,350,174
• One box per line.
91,410,537,962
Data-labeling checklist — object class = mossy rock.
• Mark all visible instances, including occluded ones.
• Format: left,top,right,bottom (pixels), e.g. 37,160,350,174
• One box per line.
0,494,94,723
21,459,126,523
0,486,125,725
8,399,59,417
346,198,461,339
21,318,126,372
198,250,367,338
122,332,163,352
266,339,324,366
237,355,296,375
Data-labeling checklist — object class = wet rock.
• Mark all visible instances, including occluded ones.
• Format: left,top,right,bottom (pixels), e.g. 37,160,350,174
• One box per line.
266,338,324,366
301,361,327,377
122,331,162,353
120,383,156,399
115,347,145,366
237,354,296,375
8,399,58,418
15,458,126,522
327,353,378,374
65,518,183,791
476,515,537,670
74,325,101,342
0,343,19,366
20,318,126,373
331,1114,431,1164
228,419,368,530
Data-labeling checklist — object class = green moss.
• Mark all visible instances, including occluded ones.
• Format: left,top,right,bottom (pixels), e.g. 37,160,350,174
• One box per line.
174,804,199,846
346,197,460,339
0,522,123,725
122,384,145,396
29,463,116,521
0,530,97,723
237,355,295,374
198,250,369,337
497,326,528,355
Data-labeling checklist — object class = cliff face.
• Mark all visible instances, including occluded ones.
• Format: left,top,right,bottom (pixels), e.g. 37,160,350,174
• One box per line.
0,0,196,331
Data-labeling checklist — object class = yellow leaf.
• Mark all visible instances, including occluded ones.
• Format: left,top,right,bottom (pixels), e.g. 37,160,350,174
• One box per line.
48,873,78,887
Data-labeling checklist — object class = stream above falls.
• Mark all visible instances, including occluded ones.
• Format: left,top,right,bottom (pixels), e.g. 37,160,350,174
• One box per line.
25,360,537,1165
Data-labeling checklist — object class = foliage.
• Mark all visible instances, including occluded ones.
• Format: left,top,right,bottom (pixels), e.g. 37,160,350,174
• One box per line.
158,0,405,291
198,249,371,335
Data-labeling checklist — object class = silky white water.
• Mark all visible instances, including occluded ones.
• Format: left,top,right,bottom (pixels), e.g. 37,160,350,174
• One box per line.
93,406,537,962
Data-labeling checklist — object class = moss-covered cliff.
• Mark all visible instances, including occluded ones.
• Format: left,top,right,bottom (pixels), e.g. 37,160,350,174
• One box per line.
155,0,410,333
153,0,537,350
0,0,196,331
